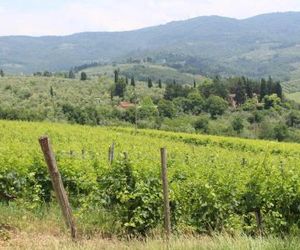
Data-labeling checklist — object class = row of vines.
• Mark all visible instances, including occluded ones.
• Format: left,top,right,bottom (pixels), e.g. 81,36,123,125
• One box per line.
1,120,300,236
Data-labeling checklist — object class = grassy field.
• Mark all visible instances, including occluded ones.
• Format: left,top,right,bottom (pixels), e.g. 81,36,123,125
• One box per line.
1,205,300,250
286,91,300,103
81,63,206,85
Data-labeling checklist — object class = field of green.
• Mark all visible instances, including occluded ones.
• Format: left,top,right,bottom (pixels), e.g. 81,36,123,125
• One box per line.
1,119,300,241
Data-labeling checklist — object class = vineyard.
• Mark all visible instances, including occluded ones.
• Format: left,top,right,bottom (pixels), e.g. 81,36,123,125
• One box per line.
1,119,300,237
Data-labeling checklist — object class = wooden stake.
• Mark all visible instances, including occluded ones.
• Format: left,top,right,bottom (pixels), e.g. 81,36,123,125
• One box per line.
39,136,77,239
255,208,263,236
124,152,128,160
109,143,115,164
160,148,171,240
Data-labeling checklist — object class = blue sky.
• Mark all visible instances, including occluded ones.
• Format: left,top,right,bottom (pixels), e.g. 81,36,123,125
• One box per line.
1,0,300,36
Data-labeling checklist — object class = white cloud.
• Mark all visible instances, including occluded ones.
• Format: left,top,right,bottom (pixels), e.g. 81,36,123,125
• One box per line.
0,0,300,36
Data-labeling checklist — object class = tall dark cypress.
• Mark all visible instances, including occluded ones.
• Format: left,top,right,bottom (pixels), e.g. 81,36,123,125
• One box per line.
260,78,268,101
148,78,153,88
131,76,135,87
114,70,119,83
158,79,162,88
274,82,283,100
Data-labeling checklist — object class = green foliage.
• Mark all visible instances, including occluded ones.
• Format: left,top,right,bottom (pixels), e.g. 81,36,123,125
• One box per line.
112,79,127,98
263,94,281,109
232,117,244,133
194,116,209,133
273,123,289,142
287,111,300,128
206,95,228,118
80,72,87,81
2,121,300,236
164,83,190,100
98,160,162,235
158,99,176,118
68,70,75,79
147,78,153,88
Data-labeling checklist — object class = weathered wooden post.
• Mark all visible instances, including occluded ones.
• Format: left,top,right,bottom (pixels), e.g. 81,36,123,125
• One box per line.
81,149,85,159
255,208,263,236
160,147,171,240
108,142,115,164
124,152,128,160
39,136,77,239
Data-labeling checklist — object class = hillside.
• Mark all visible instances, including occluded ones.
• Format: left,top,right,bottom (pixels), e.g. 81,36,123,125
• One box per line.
1,12,300,82
81,63,205,84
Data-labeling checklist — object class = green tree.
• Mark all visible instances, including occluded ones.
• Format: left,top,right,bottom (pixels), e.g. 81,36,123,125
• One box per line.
131,76,135,87
158,79,162,88
206,95,228,118
267,76,274,95
138,97,158,120
125,76,129,85
245,79,254,98
193,80,196,88
148,78,153,88
260,78,268,101
0,69,4,77
113,78,126,98
68,70,75,79
186,92,204,115
80,72,87,81
114,69,119,83
273,123,289,142
234,80,246,105
194,116,209,133
232,117,244,133
157,99,176,118
164,83,190,100
263,94,281,109
274,82,283,100
287,111,300,128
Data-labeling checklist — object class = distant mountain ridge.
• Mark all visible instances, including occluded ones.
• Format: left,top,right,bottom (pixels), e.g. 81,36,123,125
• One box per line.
1,12,300,80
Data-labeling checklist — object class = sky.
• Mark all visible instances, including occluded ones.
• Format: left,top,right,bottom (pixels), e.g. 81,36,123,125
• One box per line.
0,0,300,36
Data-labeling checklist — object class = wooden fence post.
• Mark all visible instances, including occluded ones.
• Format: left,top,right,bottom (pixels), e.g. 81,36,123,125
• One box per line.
160,147,171,240
255,208,263,236
39,136,77,239
108,142,115,164
124,152,128,160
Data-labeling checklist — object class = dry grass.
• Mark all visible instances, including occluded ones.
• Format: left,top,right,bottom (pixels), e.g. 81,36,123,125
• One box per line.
2,230,300,250
1,205,300,250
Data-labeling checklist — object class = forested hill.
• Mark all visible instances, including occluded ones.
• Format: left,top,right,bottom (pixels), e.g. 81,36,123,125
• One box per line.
1,12,300,80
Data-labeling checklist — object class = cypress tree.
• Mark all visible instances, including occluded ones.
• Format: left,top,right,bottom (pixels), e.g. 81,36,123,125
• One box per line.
148,78,153,88
245,79,253,98
267,76,274,95
131,76,135,87
80,72,87,81
193,79,196,88
158,79,162,88
260,78,268,101
114,69,119,83
0,69,4,77
235,80,246,105
125,76,129,85
274,82,283,100
68,70,75,79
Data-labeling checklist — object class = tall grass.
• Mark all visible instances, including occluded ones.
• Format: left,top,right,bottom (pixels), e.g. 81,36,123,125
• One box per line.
1,204,300,250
